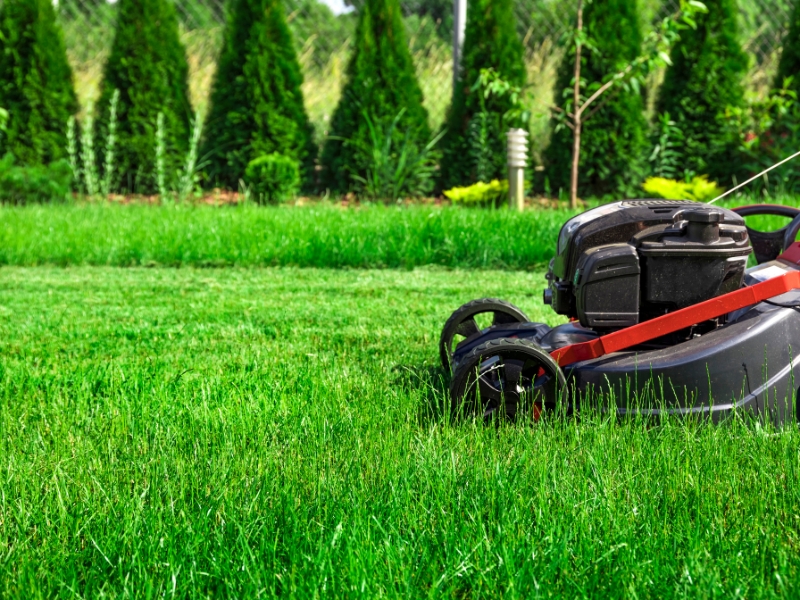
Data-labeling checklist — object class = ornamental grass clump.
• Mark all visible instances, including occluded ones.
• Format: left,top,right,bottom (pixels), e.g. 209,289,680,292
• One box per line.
202,0,315,190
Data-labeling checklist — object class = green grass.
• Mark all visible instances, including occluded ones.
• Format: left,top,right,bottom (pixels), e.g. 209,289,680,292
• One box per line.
2,266,800,598
4,198,800,271
0,203,577,269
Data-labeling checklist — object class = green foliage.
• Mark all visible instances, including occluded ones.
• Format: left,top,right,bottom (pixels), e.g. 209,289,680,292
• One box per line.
444,179,509,206
244,153,301,203
774,0,800,96
95,0,192,194
642,175,724,202
545,0,648,198
346,110,441,201
287,0,358,68
656,0,747,185
648,112,687,180
202,0,315,191
0,0,77,166
732,79,800,194
438,0,526,189
321,0,430,194
0,153,72,204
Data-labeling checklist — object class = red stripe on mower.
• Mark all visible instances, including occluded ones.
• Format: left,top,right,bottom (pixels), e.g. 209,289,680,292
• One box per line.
550,244,800,368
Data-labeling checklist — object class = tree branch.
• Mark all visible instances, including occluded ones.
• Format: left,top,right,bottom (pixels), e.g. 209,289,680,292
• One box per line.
582,88,618,123
577,63,634,117
549,105,575,120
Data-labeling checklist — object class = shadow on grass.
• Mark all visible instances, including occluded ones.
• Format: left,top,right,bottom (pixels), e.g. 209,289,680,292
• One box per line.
391,363,451,425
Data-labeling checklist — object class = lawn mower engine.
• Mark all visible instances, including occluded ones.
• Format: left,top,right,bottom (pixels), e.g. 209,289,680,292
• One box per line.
544,201,751,331
440,200,800,425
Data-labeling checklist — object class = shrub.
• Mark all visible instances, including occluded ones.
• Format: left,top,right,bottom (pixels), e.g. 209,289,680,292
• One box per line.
444,179,509,207
642,175,723,202
648,112,686,181
244,154,301,204
774,0,800,96
655,0,747,185
94,0,192,194
544,0,648,198
0,0,77,165
0,153,72,204
320,0,431,194
734,81,800,194
438,0,526,190
202,0,315,191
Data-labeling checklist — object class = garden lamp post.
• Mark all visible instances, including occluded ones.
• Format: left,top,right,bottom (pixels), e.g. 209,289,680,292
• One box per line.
507,128,528,211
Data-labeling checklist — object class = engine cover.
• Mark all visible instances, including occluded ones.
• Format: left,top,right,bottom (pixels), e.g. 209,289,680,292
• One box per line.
544,200,752,330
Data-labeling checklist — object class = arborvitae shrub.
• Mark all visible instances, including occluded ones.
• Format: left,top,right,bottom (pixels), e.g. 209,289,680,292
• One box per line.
438,0,526,190
320,0,431,194
775,0,800,93
95,0,192,194
544,0,648,198
0,0,77,165
656,0,747,184
202,0,315,190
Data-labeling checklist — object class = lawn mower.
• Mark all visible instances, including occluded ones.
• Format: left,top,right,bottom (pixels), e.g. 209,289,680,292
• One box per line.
440,200,800,424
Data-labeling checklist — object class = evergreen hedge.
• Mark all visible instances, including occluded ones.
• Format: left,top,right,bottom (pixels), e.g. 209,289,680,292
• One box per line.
656,0,747,184
320,0,431,194
202,0,315,190
0,0,78,166
775,0,800,93
95,0,192,194
544,0,648,198
438,0,526,190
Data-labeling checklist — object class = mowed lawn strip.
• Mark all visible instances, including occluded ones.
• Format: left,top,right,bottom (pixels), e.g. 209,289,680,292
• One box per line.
0,203,576,269
1,266,799,597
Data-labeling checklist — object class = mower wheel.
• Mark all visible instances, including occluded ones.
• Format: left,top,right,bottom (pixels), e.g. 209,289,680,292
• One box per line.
439,298,529,372
449,337,567,423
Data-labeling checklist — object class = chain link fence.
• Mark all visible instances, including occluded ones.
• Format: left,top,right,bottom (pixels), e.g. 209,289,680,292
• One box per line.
56,0,793,143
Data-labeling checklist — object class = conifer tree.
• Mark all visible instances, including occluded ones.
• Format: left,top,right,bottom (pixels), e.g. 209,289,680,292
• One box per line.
0,0,78,165
775,0,800,93
95,0,192,193
202,0,315,190
438,0,526,190
656,0,747,184
320,0,431,193
545,0,648,198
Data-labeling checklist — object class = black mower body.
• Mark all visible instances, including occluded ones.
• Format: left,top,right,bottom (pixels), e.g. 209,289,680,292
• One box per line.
449,201,800,425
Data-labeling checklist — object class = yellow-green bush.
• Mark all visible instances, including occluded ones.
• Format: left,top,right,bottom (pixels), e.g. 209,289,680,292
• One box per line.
642,175,724,203
444,179,508,206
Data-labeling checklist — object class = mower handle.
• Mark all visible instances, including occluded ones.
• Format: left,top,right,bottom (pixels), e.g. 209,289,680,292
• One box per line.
730,204,800,264
730,203,800,220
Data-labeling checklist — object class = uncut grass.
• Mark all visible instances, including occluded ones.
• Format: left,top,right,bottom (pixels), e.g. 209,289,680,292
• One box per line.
0,203,577,269
2,266,800,597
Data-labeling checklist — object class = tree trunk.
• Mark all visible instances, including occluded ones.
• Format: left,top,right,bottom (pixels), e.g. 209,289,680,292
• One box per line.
571,117,581,210
570,0,583,210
